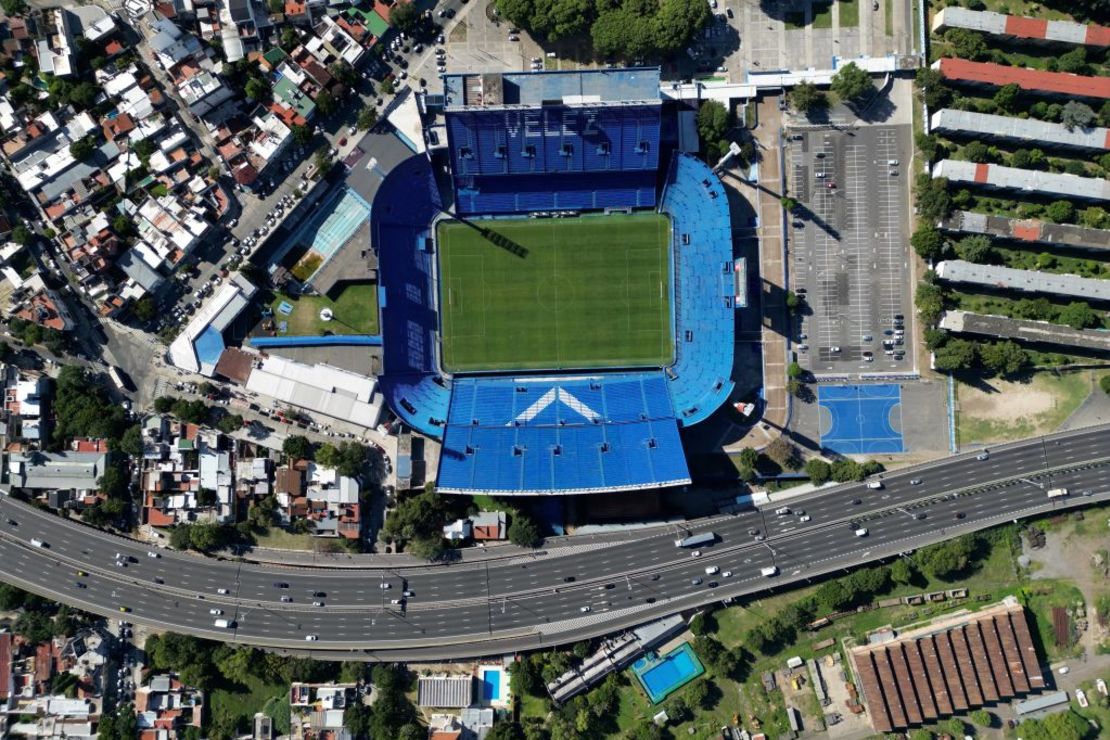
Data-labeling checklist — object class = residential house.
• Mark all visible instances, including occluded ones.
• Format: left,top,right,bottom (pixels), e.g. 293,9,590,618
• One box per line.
135,674,203,739
288,682,357,740
142,417,235,525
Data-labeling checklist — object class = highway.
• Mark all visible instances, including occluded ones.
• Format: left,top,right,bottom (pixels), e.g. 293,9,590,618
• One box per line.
0,423,1108,659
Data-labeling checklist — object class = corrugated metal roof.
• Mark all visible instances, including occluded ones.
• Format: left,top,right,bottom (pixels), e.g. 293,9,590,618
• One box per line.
936,259,1110,301
934,159,1110,200
930,108,1110,150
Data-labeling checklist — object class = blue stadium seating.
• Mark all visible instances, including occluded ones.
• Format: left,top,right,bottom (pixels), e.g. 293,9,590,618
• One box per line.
437,374,691,495
660,153,736,426
374,155,452,437
446,104,661,215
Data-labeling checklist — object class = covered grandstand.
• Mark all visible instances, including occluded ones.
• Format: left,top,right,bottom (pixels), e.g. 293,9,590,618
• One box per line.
661,153,736,425
437,374,691,495
371,71,738,496
442,69,662,215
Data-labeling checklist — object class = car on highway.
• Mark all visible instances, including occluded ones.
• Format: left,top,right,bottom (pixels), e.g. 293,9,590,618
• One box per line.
562,576,575,582
691,550,702,557
954,512,965,519
281,595,293,603
379,582,391,590
977,450,990,460
274,582,289,588
910,478,922,485
76,570,87,577
30,538,45,548
312,601,324,607
209,609,223,616
722,571,732,578
118,606,130,613
76,581,86,588
691,577,702,585
147,551,160,558
217,588,229,595
579,606,591,613
305,635,318,641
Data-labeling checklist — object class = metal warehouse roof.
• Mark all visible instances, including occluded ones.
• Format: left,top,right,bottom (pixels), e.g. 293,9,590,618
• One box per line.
443,68,660,110
935,259,1110,301
932,7,1110,46
417,676,473,708
939,210,1110,251
933,58,1110,99
930,109,1110,151
941,310,1110,352
933,159,1110,201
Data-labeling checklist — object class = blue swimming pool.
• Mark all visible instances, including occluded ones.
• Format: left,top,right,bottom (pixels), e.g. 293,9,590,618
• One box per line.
481,669,501,701
632,643,705,703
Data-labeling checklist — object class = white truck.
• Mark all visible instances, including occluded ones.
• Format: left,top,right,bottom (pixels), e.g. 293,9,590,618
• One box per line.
214,619,234,629
866,481,883,490
855,527,869,537
761,566,778,577
674,532,716,548
1047,487,1069,498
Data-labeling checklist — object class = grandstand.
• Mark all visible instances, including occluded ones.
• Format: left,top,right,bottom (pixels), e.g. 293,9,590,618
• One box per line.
443,69,662,215
370,70,740,496
437,374,690,495
661,154,736,426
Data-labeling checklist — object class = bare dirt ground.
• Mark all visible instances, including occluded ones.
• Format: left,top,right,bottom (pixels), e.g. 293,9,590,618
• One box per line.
957,370,1095,446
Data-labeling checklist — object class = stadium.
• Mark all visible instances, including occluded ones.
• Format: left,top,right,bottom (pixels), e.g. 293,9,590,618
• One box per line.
372,68,739,496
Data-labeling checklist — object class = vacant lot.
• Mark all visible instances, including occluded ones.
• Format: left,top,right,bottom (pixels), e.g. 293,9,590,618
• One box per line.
437,214,672,372
957,370,1092,446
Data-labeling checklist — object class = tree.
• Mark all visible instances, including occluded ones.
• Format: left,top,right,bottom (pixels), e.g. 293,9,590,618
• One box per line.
890,558,914,585
738,447,759,469
508,512,542,548
980,341,1027,376
188,522,228,552
992,83,1021,113
291,124,314,146
389,1,420,32
315,90,337,117
804,458,831,485
216,414,243,433
0,0,26,15
1045,199,1076,223
245,77,270,102
915,280,946,326
1018,709,1091,740
69,136,96,161
915,132,941,162
916,174,951,222
133,295,157,323
118,425,143,457
314,145,334,174
215,646,258,685
915,535,975,580
283,435,313,461
962,139,993,164
153,396,175,414
954,234,993,263
696,100,729,149
830,459,864,482
910,225,946,261
765,436,802,471
112,215,134,237
1058,301,1099,330
1101,374,1110,395
1056,46,1088,74
486,724,524,740
98,465,129,499
1061,100,1096,130
267,0,283,12
933,338,978,371
830,62,872,103
357,107,379,130
11,224,30,246
789,81,826,113
944,28,988,60
914,67,950,109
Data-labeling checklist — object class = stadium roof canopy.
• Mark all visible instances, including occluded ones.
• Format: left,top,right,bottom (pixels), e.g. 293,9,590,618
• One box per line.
437,373,691,495
443,68,661,110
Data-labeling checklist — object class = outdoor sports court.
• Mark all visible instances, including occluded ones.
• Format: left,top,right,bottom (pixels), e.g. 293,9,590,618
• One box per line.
437,214,673,372
818,384,905,454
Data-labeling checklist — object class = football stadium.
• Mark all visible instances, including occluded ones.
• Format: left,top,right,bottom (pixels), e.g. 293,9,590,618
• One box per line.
371,68,740,495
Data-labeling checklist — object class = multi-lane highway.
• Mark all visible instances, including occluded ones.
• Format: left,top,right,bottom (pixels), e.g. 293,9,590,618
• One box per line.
0,424,1108,659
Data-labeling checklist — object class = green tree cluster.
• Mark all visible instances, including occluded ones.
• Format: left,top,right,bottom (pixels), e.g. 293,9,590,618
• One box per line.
346,664,420,739
315,441,368,477
496,0,710,61
789,81,826,114
382,489,448,559
830,62,873,103
508,511,543,547
52,366,130,447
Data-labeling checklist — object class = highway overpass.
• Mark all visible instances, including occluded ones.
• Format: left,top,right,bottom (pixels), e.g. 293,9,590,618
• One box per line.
0,423,1107,660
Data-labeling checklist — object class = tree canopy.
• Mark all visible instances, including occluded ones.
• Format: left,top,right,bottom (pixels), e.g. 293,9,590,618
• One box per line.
498,0,709,60
830,62,872,103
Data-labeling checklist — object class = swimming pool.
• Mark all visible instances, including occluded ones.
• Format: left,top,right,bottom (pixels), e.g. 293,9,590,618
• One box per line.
632,642,705,703
480,669,501,701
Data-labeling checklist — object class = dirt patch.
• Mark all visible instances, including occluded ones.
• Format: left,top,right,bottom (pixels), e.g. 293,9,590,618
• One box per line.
449,19,468,42
957,370,1092,446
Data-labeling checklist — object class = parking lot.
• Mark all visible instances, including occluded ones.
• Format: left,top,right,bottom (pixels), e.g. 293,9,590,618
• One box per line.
787,124,913,377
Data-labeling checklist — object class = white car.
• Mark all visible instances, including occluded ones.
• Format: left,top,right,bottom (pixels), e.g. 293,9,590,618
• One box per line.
217,588,229,595
799,515,811,523
722,571,732,578
691,550,702,557
305,635,318,641
147,551,159,558
312,601,324,607
579,606,591,613
379,582,391,590
209,608,223,616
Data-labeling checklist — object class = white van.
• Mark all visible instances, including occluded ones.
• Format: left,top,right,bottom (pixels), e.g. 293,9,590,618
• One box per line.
30,538,45,548
705,565,719,575
761,566,778,577
855,528,869,537
866,481,883,489
214,619,233,628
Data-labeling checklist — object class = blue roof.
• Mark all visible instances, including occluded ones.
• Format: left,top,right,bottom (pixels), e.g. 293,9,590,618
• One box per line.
437,373,690,495
443,68,661,109
195,326,226,370
661,153,736,425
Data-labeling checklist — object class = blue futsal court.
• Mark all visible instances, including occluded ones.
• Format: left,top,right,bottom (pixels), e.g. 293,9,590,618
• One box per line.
818,384,905,454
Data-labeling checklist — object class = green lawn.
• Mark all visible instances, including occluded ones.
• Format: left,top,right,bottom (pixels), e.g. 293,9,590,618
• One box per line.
437,214,673,372
210,675,288,736
839,0,859,27
813,1,834,28
269,283,379,337
885,0,893,35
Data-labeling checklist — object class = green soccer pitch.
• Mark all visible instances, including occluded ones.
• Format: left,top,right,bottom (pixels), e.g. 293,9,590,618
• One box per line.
437,214,674,373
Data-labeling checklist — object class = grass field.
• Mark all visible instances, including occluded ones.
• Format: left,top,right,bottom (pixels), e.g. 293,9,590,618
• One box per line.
269,283,379,337
437,214,673,372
